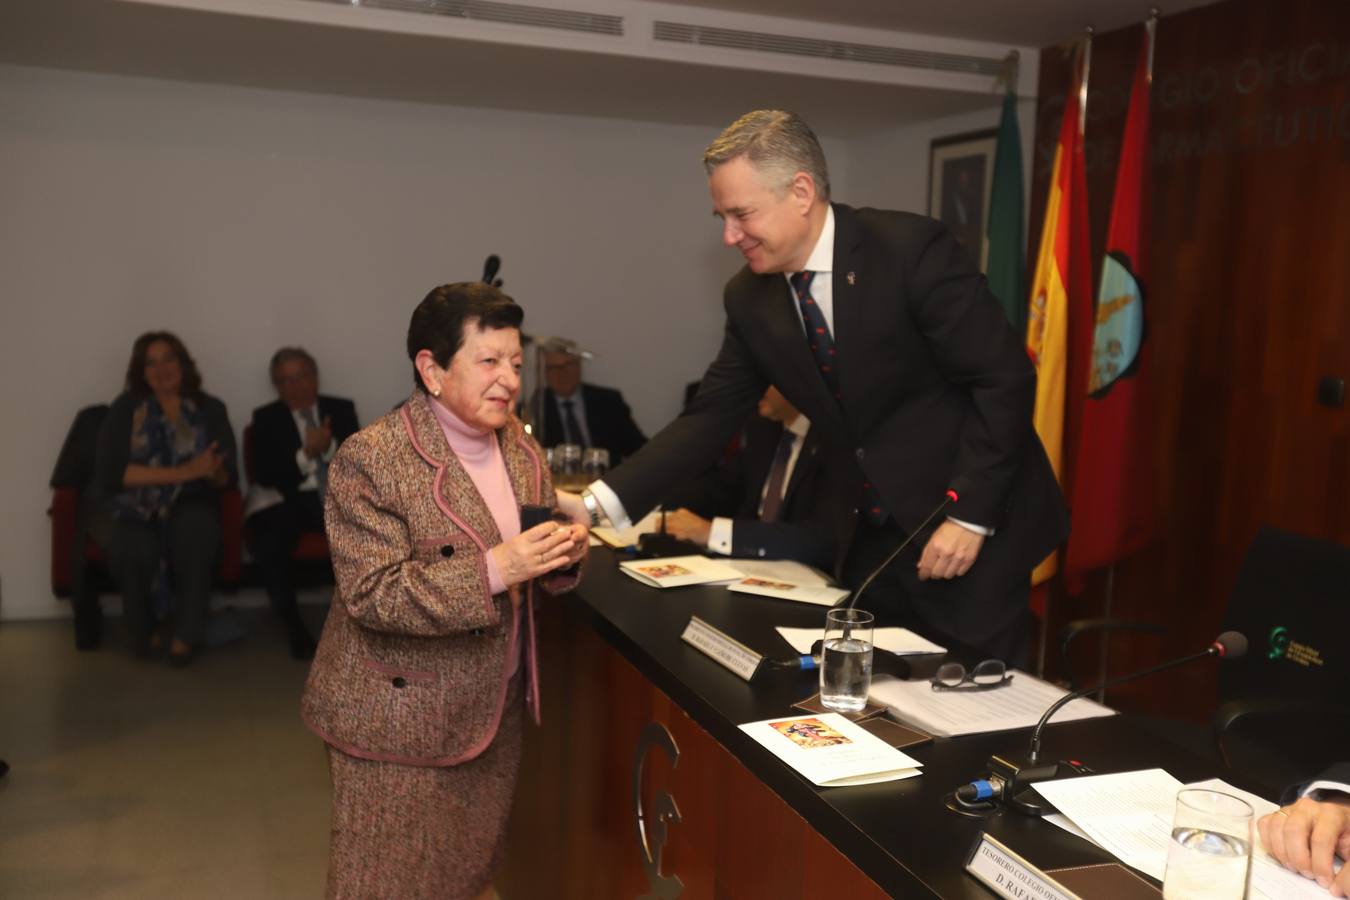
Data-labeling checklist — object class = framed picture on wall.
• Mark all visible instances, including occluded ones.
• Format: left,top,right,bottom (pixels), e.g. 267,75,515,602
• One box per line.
928,129,998,272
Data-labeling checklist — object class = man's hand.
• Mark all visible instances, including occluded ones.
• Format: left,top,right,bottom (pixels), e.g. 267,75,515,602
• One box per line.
303,416,333,459
1258,795,1350,896
554,490,589,526
663,509,712,547
916,521,984,580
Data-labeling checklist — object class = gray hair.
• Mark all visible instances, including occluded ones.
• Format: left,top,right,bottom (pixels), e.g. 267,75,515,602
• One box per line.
269,346,318,383
703,109,831,201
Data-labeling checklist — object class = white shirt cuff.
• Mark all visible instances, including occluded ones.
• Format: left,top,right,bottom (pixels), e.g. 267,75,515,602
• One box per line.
1302,780,1350,800
707,518,734,555
294,447,318,476
587,480,630,530
948,516,994,537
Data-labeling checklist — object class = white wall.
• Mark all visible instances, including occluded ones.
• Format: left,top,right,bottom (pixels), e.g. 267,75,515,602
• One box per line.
0,63,872,620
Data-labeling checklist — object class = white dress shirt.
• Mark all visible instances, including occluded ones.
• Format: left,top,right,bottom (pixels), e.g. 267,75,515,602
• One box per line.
706,414,811,556
292,404,336,493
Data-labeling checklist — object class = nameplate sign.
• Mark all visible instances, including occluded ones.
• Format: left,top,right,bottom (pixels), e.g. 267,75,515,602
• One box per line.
965,832,1081,900
681,616,762,681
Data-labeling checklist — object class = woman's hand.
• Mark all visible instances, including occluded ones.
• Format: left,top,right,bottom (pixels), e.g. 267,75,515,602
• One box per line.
490,521,581,588
179,442,225,483
556,522,590,568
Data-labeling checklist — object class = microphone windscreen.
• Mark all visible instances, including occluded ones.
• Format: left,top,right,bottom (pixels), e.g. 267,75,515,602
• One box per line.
482,254,501,283
1214,630,1248,659
947,475,975,503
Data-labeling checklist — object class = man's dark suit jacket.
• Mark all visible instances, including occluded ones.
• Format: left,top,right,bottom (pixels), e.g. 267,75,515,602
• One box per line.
540,384,647,465
250,396,359,502
664,416,852,572
608,204,1069,605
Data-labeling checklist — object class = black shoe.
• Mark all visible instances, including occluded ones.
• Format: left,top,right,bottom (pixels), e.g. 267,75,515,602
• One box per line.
168,646,197,668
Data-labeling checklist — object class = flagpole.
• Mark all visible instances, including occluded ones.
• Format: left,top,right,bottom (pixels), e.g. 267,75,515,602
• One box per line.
1079,28,1093,138
1146,9,1159,86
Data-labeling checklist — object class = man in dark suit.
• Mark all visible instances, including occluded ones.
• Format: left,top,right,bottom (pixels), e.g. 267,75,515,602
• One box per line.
1259,763,1350,896
537,340,646,465
569,109,1067,663
248,347,359,659
661,387,848,573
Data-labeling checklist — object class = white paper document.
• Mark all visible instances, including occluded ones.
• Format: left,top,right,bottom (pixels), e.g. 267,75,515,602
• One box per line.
775,627,947,657
592,510,663,548
731,558,833,585
617,555,744,588
739,712,923,787
867,671,1115,738
1034,769,1333,899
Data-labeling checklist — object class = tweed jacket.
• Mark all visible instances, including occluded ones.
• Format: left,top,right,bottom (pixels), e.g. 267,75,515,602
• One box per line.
302,391,581,767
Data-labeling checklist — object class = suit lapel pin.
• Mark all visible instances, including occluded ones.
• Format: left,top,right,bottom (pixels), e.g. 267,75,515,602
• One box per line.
847,272,857,286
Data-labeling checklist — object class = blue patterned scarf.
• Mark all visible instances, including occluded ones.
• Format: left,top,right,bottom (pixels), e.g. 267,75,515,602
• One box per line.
110,394,209,523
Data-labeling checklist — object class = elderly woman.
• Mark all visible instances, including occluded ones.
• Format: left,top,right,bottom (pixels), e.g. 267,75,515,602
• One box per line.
302,283,588,900
91,331,237,665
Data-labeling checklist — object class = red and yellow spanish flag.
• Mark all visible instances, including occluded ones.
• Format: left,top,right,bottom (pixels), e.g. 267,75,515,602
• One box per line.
1027,45,1093,587
1064,24,1155,594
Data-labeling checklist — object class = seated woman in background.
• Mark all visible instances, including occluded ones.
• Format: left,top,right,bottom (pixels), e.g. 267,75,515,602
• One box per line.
91,331,237,666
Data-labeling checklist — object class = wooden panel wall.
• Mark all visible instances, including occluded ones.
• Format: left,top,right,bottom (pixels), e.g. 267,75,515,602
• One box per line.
500,599,891,899
1030,0,1350,715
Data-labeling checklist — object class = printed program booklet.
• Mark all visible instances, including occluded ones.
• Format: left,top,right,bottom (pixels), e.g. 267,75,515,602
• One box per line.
738,712,924,787
728,577,850,607
618,555,745,588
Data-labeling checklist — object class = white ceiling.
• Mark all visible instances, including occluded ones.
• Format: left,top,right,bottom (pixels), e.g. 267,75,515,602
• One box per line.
0,0,1218,134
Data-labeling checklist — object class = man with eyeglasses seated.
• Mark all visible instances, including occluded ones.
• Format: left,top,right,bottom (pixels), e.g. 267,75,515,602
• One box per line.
535,339,646,466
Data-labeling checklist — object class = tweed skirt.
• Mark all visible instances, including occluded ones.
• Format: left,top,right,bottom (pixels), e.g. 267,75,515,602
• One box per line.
325,675,524,900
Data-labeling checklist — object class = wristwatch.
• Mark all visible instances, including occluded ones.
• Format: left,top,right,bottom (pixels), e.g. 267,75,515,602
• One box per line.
580,489,604,528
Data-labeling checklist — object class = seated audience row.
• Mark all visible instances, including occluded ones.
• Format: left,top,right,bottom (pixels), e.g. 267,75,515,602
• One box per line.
85,332,357,664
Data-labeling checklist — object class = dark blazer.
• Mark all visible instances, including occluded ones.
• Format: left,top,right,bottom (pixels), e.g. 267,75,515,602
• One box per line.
250,396,359,501
609,204,1068,596
94,391,238,507
1283,763,1350,804
540,384,646,465
664,416,850,573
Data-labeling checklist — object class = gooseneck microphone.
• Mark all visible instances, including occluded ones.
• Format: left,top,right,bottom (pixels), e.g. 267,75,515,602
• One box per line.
482,254,502,287
842,478,972,612
954,631,1249,813
1027,629,1247,763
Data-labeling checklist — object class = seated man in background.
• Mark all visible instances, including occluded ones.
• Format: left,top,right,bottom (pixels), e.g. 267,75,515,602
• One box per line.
247,347,358,659
1258,763,1350,897
661,387,849,573
536,339,646,465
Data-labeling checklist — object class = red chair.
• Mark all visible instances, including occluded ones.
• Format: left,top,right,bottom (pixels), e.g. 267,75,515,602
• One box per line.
49,485,243,596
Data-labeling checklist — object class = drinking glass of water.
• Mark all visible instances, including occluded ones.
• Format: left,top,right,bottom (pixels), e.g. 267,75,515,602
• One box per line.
1162,788,1253,900
820,608,874,713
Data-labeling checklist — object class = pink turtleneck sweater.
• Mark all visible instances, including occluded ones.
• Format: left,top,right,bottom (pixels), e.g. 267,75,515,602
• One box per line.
429,399,522,673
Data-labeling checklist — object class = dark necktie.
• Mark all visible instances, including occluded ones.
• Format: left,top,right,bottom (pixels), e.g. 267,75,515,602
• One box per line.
759,430,795,523
561,399,587,448
789,271,887,525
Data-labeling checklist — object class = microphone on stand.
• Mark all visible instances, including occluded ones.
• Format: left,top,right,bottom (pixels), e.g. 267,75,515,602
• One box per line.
763,481,972,676
953,631,1249,815
482,254,503,287
841,477,973,612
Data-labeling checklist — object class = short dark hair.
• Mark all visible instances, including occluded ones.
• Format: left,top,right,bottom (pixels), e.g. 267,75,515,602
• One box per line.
269,346,318,384
124,331,203,397
406,282,524,393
